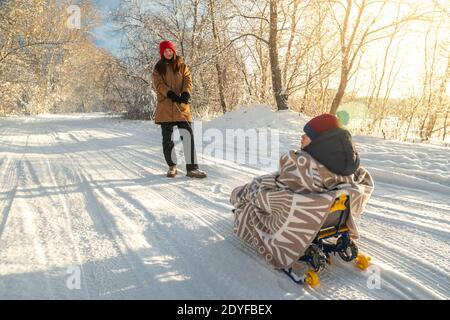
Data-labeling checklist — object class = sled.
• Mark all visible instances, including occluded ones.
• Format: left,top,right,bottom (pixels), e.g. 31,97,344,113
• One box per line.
282,193,371,287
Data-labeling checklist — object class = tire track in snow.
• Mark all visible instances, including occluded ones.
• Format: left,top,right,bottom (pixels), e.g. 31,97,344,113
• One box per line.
45,123,139,298
359,234,447,298
25,126,93,299
46,123,162,298
366,203,450,236
60,124,302,299
0,125,19,240
0,125,57,299
67,117,450,299
147,163,390,299
3,115,447,299
361,211,450,268
51,123,221,298
164,164,446,299
81,120,438,299
68,146,236,298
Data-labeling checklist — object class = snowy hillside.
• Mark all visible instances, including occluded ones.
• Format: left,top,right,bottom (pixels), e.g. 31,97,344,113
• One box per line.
0,106,449,299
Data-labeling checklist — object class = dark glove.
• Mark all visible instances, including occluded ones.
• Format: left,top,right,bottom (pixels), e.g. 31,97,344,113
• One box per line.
167,90,181,103
180,92,191,104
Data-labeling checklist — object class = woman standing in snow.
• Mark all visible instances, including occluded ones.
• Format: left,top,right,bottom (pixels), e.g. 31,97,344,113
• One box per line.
152,40,207,179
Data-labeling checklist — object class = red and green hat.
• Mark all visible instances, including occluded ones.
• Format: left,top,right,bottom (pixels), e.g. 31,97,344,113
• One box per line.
303,113,341,140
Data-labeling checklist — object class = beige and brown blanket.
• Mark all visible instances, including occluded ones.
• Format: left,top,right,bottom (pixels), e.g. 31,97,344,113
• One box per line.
230,150,374,269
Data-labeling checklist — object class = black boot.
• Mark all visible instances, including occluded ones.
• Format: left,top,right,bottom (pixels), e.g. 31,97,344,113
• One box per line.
186,169,207,179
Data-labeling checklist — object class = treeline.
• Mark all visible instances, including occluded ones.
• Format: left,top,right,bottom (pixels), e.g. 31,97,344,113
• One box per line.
0,0,130,116
113,0,449,140
1,0,449,141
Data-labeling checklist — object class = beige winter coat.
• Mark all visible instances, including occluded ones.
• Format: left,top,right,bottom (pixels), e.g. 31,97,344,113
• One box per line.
152,57,193,123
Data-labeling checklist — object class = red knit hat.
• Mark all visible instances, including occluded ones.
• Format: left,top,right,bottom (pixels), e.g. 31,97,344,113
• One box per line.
159,40,176,58
303,113,341,140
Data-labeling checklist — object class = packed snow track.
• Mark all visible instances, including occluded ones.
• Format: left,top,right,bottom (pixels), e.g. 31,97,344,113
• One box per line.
0,111,448,299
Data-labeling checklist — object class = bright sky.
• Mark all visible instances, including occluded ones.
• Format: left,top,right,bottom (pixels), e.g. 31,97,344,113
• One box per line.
352,25,449,99
335,0,449,98
92,0,123,56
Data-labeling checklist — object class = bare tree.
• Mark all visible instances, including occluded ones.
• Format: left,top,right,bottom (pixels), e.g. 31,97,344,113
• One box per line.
328,0,428,115
208,0,227,114
269,0,288,110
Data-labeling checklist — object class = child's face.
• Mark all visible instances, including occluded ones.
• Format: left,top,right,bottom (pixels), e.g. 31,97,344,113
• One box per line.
301,133,311,149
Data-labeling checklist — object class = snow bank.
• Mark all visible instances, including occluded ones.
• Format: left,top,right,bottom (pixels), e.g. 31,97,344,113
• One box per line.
203,105,308,133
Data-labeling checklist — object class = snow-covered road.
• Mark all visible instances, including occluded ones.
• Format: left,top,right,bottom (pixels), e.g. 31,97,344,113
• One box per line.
0,110,449,299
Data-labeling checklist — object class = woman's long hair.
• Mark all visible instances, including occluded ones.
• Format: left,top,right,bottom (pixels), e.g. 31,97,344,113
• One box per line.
155,55,183,76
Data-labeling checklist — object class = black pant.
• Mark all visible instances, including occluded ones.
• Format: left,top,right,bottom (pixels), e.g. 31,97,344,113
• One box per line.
161,122,198,171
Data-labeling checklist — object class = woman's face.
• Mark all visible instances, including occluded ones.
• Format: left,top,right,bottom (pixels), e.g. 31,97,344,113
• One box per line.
301,133,311,149
163,48,174,60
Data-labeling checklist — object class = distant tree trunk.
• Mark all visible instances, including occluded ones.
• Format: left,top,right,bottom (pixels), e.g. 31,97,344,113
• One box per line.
419,16,442,140
439,54,449,141
375,16,401,128
269,0,288,111
209,0,227,114
443,104,450,141
189,0,199,63
330,66,349,115
237,51,253,99
330,0,356,115
404,98,422,140
301,73,312,112
283,0,300,85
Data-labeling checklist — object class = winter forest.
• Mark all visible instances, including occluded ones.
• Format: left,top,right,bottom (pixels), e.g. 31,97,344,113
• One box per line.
1,0,450,301
1,0,449,142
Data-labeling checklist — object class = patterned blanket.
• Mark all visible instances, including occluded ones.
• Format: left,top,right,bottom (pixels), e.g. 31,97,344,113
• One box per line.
230,150,374,269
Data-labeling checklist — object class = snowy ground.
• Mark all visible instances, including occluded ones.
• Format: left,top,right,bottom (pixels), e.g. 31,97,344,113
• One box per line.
0,106,449,299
